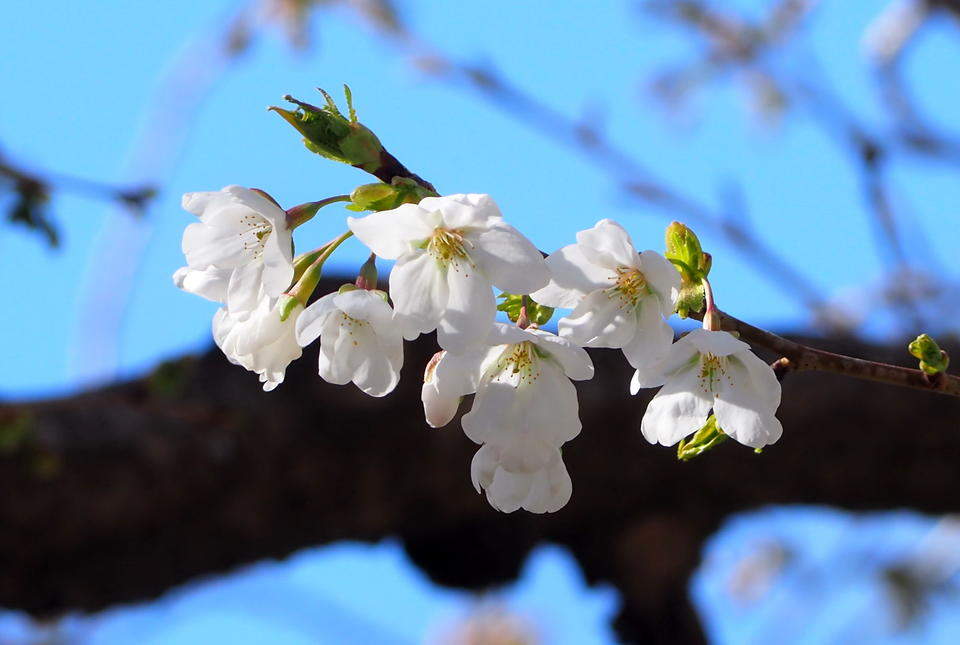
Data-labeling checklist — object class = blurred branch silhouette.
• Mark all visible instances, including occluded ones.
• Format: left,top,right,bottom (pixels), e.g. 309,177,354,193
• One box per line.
0,150,155,247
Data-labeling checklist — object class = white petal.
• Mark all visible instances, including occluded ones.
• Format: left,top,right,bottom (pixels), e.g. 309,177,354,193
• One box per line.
530,244,615,309
423,193,501,230
296,292,340,347
437,262,496,354
181,191,219,217
486,467,532,513
575,219,639,270
684,329,751,357
389,251,449,340
173,266,229,303
334,289,394,328
486,322,536,346
422,381,461,429
462,377,521,446
621,297,674,370
317,314,351,385
714,358,783,448
470,444,499,494
640,367,712,445
559,289,635,348
260,229,295,297
528,330,595,381
734,349,782,412
349,323,401,397
523,452,572,513
467,221,549,294
523,361,582,443
637,250,681,316
226,262,266,314
347,204,435,259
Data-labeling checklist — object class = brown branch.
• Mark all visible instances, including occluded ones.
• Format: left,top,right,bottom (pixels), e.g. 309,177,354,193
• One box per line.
707,309,960,397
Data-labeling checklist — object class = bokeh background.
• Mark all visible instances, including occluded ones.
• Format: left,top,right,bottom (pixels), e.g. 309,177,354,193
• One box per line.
2,1,960,643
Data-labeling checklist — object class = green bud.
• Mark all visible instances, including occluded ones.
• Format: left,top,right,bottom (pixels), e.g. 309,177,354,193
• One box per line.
665,222,710,318
347,177,434,212
677,415,728,461
270,85,384,172
337,283,358,294
497,293,555,326
908,334,950,375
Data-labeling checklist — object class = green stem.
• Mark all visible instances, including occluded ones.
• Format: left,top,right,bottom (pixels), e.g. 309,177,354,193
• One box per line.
285,195,351,230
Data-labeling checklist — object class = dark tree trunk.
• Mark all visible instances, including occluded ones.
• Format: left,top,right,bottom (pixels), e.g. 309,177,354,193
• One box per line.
1,282,958,643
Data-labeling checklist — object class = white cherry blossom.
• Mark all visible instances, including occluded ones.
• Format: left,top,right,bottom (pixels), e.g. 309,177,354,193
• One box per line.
632,329,782,449
295,288,404,397
213,294,302,392
420,323,593,513
532,219,680,369
179,186,294,315
471,443,572,513
348,194,549,353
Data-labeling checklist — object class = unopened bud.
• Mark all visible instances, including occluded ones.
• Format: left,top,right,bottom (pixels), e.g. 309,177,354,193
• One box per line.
908,334,950,375
270,86,384,172
348,177,434,212
665,222,710,319
355,254,378,290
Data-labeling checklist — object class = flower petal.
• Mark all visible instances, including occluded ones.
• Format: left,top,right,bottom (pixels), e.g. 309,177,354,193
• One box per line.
558,289,635,348
684,329,751,357
621,297,674,370
173,266,229,303
630,333,700,392
575,219,639,270
640,366,712,445
530,244,615,309
714,356,783,448
423,193,501,230
437,261,496,354
467,221,549,294
389,251,449,340
528,330,595,381
637,250,681,316
296,292,340,347
347,204,436,259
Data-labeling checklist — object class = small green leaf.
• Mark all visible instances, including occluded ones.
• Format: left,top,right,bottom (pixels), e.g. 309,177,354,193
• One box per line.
497,293,554,326
677,415,728,461
664,221,711,318
908,334,950,375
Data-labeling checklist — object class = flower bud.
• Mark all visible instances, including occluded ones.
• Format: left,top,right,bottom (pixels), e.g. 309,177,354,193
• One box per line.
355,254,378,290
270,86,383,172
677,415,728,461
908,334,950,375
665,221,710,318
348,177,435,212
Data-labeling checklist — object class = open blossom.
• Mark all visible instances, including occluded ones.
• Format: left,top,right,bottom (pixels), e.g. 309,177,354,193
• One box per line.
632,329,782,449
177,186,294,314
348,194,549,353
532,219,680,369
213,294,302,392
421,323,593,513
295,288,404,397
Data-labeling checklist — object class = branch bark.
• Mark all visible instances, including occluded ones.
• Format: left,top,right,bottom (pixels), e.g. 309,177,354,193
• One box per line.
2,293,959,643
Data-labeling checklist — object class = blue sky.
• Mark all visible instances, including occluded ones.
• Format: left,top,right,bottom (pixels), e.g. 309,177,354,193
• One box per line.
2,1,960,643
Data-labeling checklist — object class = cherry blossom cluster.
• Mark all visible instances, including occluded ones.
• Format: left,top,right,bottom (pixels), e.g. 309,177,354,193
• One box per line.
174,183,784,514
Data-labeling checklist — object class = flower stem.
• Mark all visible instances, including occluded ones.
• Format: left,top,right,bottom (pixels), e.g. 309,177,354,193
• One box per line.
285,195,351,229
281,230,354,318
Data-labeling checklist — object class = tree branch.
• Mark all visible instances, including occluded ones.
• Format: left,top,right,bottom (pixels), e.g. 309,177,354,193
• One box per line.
707,309,960,397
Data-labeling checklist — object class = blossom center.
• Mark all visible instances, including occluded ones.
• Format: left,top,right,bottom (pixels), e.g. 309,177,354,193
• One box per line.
490,341,542,386
339,312,368,347
426,227,469,265
607,266,649,308
697,352,732,395
239,213,273,259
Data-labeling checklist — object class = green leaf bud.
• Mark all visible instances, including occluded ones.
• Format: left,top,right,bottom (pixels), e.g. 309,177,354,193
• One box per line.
908,334,950,375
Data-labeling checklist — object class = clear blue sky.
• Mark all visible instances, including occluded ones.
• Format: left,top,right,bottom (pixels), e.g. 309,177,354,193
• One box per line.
2,1,960,643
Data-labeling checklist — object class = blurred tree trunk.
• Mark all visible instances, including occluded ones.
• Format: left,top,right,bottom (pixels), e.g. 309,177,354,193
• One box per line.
1,281,958,644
